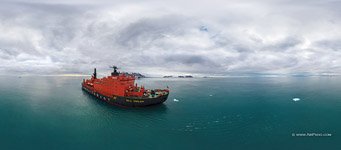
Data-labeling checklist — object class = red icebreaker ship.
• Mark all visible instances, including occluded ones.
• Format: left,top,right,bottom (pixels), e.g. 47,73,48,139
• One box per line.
82,66,169,107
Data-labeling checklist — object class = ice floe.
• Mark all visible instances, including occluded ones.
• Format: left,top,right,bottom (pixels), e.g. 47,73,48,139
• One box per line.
173,99,179,102
292,98,300,101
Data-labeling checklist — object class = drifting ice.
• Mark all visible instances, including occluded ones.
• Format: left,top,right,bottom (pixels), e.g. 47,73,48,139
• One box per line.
292,98,300,101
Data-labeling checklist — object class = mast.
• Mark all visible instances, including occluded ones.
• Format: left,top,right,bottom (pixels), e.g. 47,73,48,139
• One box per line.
110,65,119,76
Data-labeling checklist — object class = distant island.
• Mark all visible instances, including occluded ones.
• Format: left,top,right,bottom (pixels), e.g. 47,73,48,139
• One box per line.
163,75,193,78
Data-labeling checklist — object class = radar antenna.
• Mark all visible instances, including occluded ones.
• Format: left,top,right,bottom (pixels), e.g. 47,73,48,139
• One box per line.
110,65,120,76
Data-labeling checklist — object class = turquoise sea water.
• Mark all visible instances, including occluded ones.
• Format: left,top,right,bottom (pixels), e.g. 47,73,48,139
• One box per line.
0,76,340,150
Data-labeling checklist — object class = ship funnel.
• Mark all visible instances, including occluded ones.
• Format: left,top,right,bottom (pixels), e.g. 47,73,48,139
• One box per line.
93,68,97,79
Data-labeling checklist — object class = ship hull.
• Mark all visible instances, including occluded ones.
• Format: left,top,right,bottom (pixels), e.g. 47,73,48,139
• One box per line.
82,85,168,107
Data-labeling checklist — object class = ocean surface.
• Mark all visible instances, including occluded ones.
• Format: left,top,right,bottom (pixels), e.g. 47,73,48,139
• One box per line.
0,76,340,150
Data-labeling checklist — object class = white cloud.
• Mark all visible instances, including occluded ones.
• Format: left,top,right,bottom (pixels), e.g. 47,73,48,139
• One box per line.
0,0,341,75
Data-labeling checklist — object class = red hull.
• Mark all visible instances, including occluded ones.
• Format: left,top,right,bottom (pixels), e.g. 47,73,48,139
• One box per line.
82,67,169,107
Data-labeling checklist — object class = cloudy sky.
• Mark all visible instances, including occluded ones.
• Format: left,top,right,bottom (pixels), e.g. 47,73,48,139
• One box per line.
0,0,341,76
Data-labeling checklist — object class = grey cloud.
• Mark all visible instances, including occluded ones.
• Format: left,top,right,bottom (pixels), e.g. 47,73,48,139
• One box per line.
164,54,219,67
0,0,341,75
116,15,188,49
314,40,341,51
275,37,302,50
264,36,303,51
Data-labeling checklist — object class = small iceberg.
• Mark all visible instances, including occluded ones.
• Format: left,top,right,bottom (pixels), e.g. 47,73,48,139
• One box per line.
292,98,300,101
209,94,213,97
173,99,179,102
